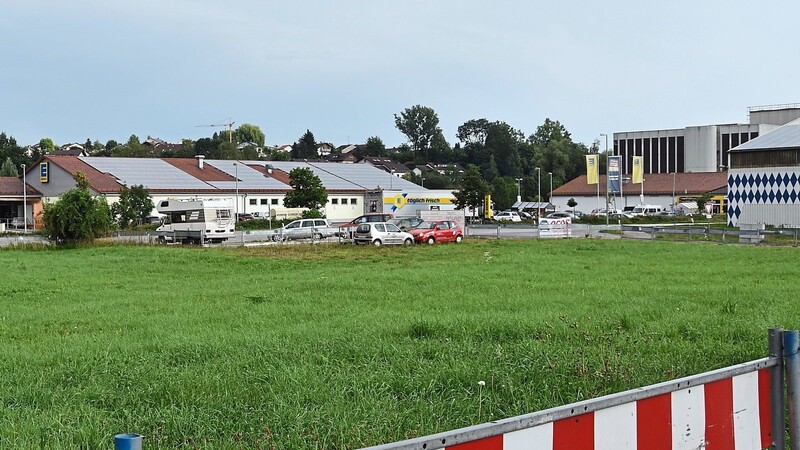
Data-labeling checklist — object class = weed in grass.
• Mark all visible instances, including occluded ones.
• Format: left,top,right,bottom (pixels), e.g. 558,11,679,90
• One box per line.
409,319,435,340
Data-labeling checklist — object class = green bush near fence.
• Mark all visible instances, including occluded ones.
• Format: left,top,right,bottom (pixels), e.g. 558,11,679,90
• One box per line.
1,240,798,449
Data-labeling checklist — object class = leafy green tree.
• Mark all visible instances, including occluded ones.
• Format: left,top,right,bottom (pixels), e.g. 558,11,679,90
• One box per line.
492,176,518,211
292,130,318,159
394,105,442,159
364,136,387,157
283,167,328,217
0,157,18,176
42,172,114,242
235,123,266,147
39,138,57,153
567,198,578,213
453,164,490,221
485,121,523,177
456,119,491,145
696,193,712,213
111,185,154,228
112,135,155,158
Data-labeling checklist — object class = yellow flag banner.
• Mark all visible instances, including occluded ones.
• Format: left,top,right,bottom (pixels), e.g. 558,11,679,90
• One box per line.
585,155,598,185
632,156,643,184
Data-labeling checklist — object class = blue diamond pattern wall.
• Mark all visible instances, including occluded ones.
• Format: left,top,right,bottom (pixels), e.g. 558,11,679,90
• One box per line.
728,169,800,227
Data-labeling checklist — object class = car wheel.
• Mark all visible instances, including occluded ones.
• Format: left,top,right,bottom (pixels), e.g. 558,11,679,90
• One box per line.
271,235,280,242
313,233,323,240
455,235,463,243
372,239,382,247
426,236,435,245
403,238,412,246
157,236,166,245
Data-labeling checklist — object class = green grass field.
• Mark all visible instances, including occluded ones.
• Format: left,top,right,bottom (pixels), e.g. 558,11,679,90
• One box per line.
1,240,799,449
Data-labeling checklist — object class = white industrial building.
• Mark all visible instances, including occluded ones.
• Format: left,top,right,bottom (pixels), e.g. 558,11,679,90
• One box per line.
611,104,800,175
727,118,800,228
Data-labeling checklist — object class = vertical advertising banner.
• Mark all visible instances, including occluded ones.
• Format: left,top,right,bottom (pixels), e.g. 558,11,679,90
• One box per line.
607,155,621,194
585,155,598,185
632,156,643,184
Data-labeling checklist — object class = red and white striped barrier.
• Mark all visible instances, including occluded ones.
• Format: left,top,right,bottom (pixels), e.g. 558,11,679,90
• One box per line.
447,370,772,450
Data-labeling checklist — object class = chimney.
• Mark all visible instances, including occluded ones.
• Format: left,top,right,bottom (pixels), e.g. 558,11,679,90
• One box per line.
195,155,205,169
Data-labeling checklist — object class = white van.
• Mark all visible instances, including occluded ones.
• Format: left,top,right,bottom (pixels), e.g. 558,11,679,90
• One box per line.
630,204,663,217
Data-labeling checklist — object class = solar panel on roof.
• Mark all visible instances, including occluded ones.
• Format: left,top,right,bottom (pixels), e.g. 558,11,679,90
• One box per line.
81,157,211,189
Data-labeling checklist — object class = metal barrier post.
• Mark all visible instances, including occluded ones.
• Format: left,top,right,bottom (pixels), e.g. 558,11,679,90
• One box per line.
785,329,800,450
770,328,786,449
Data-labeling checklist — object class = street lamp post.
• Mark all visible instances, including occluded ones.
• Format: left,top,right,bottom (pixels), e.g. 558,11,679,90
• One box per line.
421,176,425,188
233,162,239,219
21,164,27,234
640,178,645,205
390,169,395,190
515,178,523,203
600,133,609,226
548,172,553,204
672,172,677,212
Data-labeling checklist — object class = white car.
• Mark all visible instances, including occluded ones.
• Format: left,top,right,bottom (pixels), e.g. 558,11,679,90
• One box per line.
352,222,414,246
493,211,522,222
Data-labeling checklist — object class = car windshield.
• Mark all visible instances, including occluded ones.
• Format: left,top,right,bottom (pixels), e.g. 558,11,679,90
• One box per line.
418,221,437,229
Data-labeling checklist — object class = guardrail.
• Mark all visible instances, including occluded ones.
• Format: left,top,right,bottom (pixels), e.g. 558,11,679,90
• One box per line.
622,224,800,246
362,329,795,450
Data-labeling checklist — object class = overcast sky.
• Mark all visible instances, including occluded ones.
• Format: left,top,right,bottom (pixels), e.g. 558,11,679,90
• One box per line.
3,1,799,150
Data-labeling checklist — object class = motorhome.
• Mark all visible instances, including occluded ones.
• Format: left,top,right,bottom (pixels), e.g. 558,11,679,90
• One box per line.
155,199,236,244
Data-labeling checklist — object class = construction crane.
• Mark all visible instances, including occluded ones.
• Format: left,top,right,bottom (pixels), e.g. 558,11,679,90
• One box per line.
196,118,235,142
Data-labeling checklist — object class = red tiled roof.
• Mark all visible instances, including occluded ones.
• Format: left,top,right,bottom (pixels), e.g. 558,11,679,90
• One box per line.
163,158,235,182
554,172,728,196
0,177,41,196
44,155,123,193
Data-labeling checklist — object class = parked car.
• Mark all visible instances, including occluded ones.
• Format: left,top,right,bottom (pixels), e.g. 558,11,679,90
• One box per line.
389,217,425,232
410,220,464,244
492,211,522,222
337,213,394,237
546,211,574,219
352,222,413,246
237,213,255,221
267,218,338,241
629,204,664,217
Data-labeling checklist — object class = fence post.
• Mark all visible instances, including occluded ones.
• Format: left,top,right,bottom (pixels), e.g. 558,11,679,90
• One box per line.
770,328,787,449
785,329,800,450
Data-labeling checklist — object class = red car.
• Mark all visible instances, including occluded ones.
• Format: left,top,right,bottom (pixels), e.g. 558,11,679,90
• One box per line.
410,220,464,244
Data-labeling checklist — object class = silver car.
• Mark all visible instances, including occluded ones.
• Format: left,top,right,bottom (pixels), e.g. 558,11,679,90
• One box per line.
353,222,413,246
269,219,337,241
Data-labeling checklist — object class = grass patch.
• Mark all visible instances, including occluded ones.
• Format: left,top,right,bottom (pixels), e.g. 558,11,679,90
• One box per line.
1,240,798,448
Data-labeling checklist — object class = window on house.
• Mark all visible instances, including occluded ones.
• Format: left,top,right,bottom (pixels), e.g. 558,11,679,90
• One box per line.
249,199,257,205
342,199,348,205
332,199,339,205
350,198,358,205
271,198,279,205
261,199,269,205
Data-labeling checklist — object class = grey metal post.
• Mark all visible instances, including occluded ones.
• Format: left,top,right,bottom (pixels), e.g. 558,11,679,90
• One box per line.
785,329,800,450
770,328,786,449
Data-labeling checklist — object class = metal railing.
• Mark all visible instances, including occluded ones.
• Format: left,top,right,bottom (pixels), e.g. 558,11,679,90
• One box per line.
363,329,792,450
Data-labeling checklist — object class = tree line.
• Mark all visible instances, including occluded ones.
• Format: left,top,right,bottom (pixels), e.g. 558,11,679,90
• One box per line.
1,104,600,210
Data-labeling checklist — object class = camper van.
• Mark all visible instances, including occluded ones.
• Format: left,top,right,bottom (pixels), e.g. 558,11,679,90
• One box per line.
629,204,664,217
155,199,236,244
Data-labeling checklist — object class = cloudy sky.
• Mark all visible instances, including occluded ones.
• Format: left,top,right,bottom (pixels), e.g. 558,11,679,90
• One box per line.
3,1,799,149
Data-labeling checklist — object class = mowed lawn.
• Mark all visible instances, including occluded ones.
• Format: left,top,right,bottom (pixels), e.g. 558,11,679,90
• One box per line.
1,239,799,449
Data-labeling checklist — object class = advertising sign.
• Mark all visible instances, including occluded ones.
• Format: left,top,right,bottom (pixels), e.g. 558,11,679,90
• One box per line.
607,155,621,194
